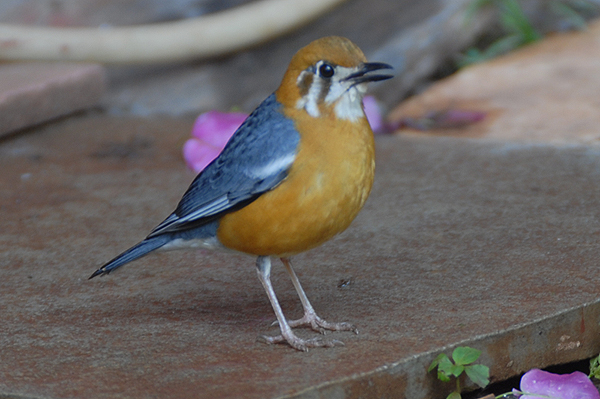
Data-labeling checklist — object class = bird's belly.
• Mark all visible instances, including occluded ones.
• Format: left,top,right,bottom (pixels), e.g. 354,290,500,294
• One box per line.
216,149,374,257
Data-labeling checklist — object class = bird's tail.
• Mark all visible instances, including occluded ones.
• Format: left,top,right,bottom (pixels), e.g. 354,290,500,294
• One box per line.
89,236,170,279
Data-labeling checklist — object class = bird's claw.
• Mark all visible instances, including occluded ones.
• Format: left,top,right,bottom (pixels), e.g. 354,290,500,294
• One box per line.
267,313,357,351
287,314,358,335
260,333,345,352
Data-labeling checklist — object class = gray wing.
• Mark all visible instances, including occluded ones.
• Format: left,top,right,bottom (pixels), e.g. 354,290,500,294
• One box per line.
147,94,300,237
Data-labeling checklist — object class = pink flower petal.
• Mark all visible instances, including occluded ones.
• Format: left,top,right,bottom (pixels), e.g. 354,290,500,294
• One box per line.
185,110,248,173
520,369,599,399
191,110,247,148
363,95,384,134
182,138,222,173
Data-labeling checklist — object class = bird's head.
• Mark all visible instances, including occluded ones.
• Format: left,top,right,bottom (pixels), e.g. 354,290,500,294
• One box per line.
276,36,393,121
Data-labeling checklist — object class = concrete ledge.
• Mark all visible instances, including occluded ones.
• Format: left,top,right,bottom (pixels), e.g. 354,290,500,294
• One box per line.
0,62,105,137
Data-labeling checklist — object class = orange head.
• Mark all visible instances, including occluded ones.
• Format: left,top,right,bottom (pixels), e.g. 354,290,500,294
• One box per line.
275,36,392,121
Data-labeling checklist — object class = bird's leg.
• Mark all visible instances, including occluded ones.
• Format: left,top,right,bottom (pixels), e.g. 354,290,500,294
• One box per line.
280,257,358,334
255,256,342,351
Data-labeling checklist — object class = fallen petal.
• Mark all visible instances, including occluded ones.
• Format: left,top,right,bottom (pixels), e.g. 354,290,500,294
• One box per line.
520,369,599,399
363,95,385,134
191,110,247,148
182,138,222,173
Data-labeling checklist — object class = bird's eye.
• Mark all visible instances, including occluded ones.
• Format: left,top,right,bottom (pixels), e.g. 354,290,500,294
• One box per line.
318,63,334,78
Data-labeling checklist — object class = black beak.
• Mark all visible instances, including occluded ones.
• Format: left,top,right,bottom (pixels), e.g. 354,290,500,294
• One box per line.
344,62,394,85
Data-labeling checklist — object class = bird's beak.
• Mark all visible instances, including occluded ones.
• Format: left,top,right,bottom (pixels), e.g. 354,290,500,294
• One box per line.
344,62,394,85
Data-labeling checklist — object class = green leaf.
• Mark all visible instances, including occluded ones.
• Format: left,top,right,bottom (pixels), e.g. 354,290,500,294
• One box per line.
449,364,465,378
428,353,449,372
437,362,455,382
437,354,455,374
437,370,451,383
497,0,541,42
465,364,490,388
452,347,481,366
589,354,600,379
447,391,462,399
429,353,456,383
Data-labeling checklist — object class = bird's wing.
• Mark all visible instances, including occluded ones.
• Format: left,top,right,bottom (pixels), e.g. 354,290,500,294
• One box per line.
148,94,300,237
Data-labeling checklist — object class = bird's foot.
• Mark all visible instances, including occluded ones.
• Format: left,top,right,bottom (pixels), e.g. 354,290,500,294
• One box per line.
260,331,344,352
287,311,358,335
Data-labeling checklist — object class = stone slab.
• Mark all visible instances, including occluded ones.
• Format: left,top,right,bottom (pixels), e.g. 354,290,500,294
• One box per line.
1,115,599,398
388,18,600,145
0,62,105,137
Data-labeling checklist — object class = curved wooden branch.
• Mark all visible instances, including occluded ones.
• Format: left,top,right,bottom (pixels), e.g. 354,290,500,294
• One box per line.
0,0,346,64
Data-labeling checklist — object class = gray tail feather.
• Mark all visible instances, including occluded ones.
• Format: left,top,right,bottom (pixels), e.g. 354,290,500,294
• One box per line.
89,236,169,279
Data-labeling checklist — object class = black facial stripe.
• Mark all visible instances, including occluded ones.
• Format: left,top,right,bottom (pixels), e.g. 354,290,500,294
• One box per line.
318,78,331,103
297,72,313,97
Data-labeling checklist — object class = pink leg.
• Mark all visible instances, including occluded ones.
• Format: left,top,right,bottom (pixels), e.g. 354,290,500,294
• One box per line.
255,256,343,351
280,257,358,334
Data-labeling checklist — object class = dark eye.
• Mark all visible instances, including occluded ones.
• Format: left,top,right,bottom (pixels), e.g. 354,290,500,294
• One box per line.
318,63,334,78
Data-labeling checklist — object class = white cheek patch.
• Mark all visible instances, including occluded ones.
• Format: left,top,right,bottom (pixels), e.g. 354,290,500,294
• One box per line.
324,77,346,104
296,70,321,118
333,84,367,122
325,66,367,121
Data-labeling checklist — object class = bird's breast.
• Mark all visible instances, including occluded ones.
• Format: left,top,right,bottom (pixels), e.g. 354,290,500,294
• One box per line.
216,108,375,257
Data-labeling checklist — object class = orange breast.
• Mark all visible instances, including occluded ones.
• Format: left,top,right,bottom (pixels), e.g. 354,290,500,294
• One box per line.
216,107,375,257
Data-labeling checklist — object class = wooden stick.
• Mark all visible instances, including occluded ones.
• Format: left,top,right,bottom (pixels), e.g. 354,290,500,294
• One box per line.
0,0,346,64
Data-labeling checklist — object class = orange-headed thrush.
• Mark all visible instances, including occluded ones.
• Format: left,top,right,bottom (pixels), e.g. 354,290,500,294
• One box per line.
90,36,393,351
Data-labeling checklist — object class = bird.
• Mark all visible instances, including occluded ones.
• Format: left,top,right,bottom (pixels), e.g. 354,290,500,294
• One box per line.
89,36,393,351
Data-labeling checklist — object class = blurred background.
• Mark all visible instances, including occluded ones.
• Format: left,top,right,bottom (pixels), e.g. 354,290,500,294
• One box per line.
1,0,598,117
